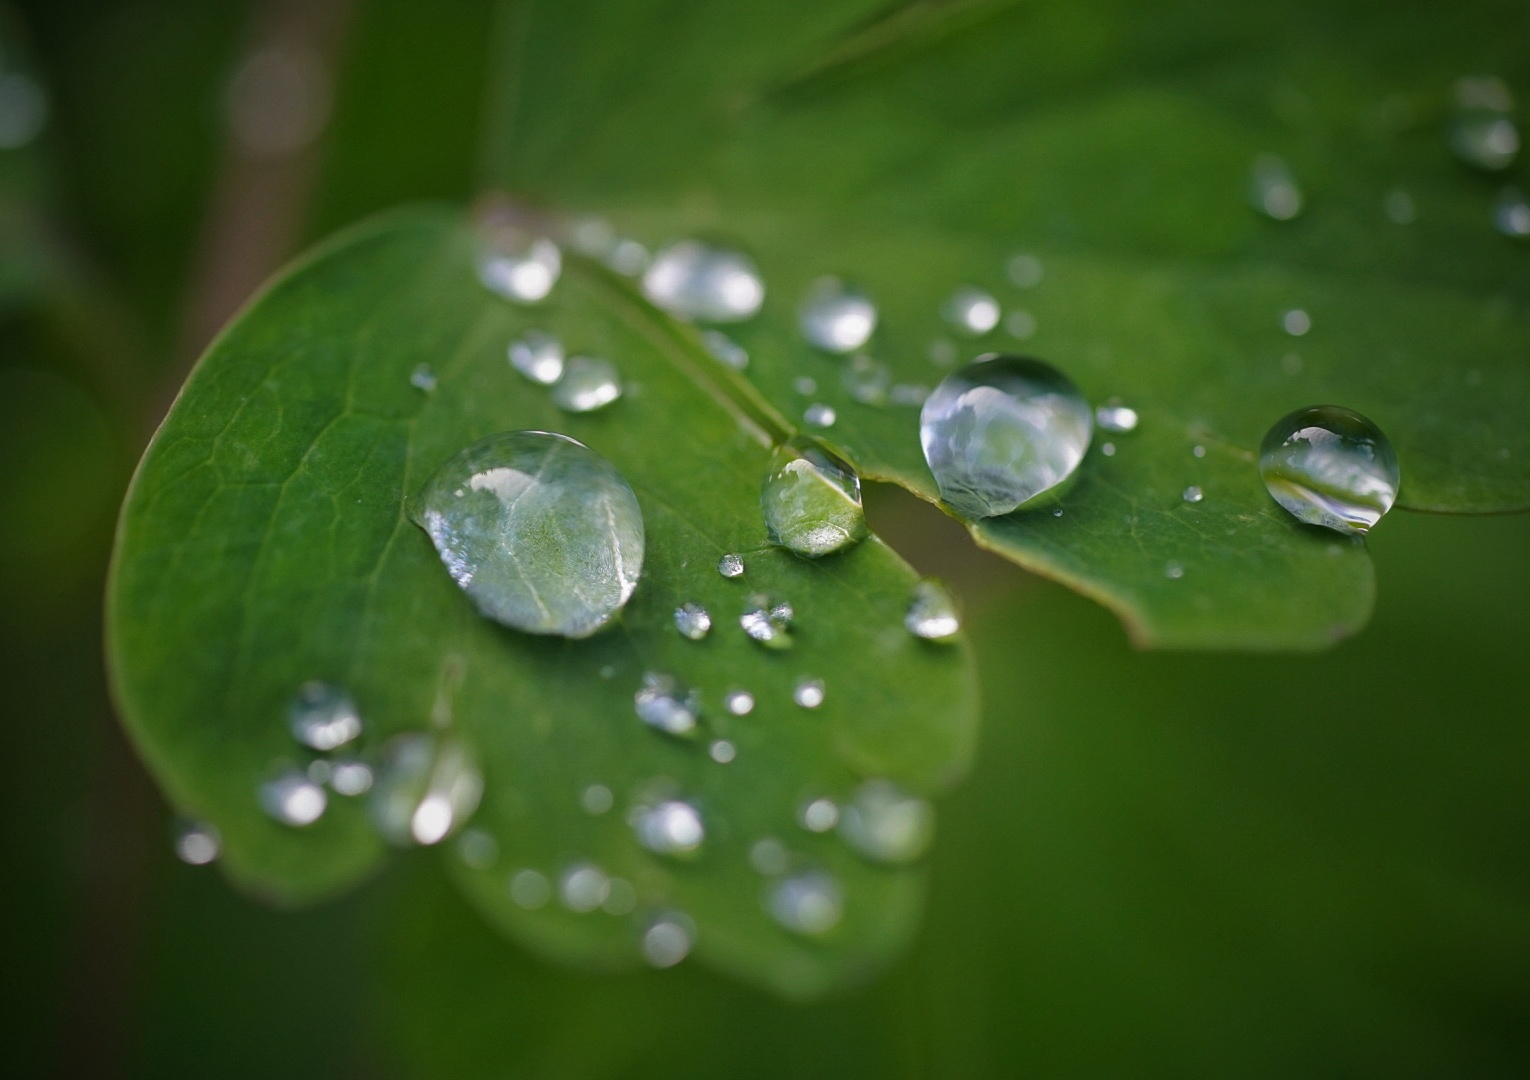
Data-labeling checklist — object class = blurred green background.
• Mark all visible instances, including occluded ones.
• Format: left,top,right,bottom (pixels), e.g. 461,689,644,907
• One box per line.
2,0,1527,1075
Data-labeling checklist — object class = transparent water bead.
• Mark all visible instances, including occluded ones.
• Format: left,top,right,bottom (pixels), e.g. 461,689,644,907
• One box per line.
1494,187,1530,238
329,759,374,796
1095,401,1139,434
1282,309,1312,336
1448,109,1520,171
709,739,736,764
1259,405,1400,535
551,356,622,413
642,914,695,968
173,821,221,866
1164,561,1185,580
701,329,749,370
799,797,839,833
724,688,755,716
410,364,437,392
768,871,843,936
799,277,877,353
1182,485,1204,504
288,680,362,751
477,226,562,303
905,580,960,641
761,437,866,558
370,734,483,846
412,432,644,638
674,601,712,640
1249,154,1303,220
560,862,610,912
838,779,934,865
717,552,745,578
634,800,705,857
509,330,565,385
942,286,1001,336
634,672,700,735
642,240,764,323
741,595,793,649
793,677,825,709
259,768,327,827
803,403,837,429
920,355,1093,517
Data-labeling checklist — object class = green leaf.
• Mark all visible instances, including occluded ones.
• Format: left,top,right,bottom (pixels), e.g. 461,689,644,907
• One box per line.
107,207,978,997
483,0,1530,647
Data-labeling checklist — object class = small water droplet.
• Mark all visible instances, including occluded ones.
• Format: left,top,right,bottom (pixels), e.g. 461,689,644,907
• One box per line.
920,355,1093,517
717,552,745,579
1100,442,1117,457
701,329,749,370
608,239,650,276
510,868,551,909
1182,485,1204,504
457,827,499,869
803,402,837,429
551,356,622,413
641,913,695,967
643,241,764,322
1095,402,1139,433
740,595,793,649
1384,187,1417,224
842,354,891,405
768,871,843,936
799,797,839,833
410,363,437,392
792,375,818,396
1004,310,1038,340
1493,186,1530,238
1282,309,1312,336
837,780,933,864
634,673,700,736
289,680,362,751
370,734,483,846
942,286,1001,336
724,688,755,716
793,677,825,709
761,437,866,558
799,277,877,353
329,759,374,796
173,820,221,865
412,432,644,638
509,330,565,385
581,783,614,815
674,601,712,640
1006,253,1044,288
1259,405,1400,534
905,580,960,641
1192,444,1207,458
1249,154,1303,220
559,862,610,912
1164,561,1185,580
259,768,327,827
750,837,788,875
478,225,562,303
709,739,736,764
634,800,705,857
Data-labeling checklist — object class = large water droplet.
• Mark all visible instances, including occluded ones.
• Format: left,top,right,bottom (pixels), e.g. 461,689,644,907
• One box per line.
919,355,1093,517
509,330,565,385
634,800,705,857
641,913,695,967
1259,405,1400,535
761,437,866,558
1249,154,1303,220
370,734,483,846
412,432,644,638
173,820,221,865
799,277,877,353
768,871,843,936
941,286,1001,336
477,226,562,303
259,768,327,827
643,241,764,322
288,680,362,751
674,601,712,640
740,595,793,649
905,580,960,641
1494,186,1530,238
634,672,700,735
551,356,622,413
837,779,933,865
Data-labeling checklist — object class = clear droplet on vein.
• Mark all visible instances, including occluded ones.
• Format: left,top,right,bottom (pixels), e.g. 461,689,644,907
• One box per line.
761,437,866,558
477,225,562,303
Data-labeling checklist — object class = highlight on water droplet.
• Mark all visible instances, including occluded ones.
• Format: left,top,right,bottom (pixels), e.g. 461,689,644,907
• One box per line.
799,797,839,833
559,862,610,912
792,677,825,709
717,552,745,579
1164,561,1185,580
724,688,755,716
905,580,960,641
643,240,764,322
942,286,1001,336
837,779,933,865
709,739,736,764
173,820,221,866
767,871,843,936
1182,485,1204,504
476,217,562,303
328,759,374,796
920,354,1093,518
509,329,565,385
1494,186,1530,239
551,356,622,413
634,799,705,858
740,595,793,649
1095,401,1139,434
674,601,712,640
1100,442,1117,457
412,432,644,638
803,402,837,429
799,277,877,353
259,767,327,827
701,329,749,370
761,437,866,558
641,913,695,968
634,672,700,736
1282,309,1311,336
288,680,362,751
370,733,483,846
1249,154,1303,220
410,363,437,392
1259,405,1400,535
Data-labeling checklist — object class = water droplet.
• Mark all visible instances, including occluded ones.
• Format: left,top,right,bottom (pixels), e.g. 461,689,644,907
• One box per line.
173,820,221,865
1384,187,1417,225
1259,405,1400,535
1182,485,1204,504
1164,561,1185,580
641,913,694,967
761,437,866,558
509,330,565,385
905,580,960,641
799,797,839,833
838,780,933,864
410,363,437,392
1100,442,1117,457
717,552,745,579
1095,402,1139,434
1249,154,1303,220
634,673,700,735
792,677,825,709
1192,444,1207,458
920,355,1092,518
1006,253,1044,288
634,800,705,857
768,871,843,936
1282,309,1312,336
608,239,649,276
581,783,614,815
724,688,755,716
603,877,637,915
370,734,483,846
457,828,499,869
674,601,712,640
1052,507,1064,517
750,837,788,875
1448,107,1520,171
799,277,877,353
803,402,837,429
643,241,764,322
1004,310,1038,340
1493,186,1530,238
709,739,737,764
478,226,562,303
740,595,793,649
701,329,749,370
412,432,644,638
329,759,374,796
510,868,551,909
288,680,362,751
551,356,622,413
842,354,891,406
259,768,327,827
942,286,1001,336
792,375,818,396
559,862,610,912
